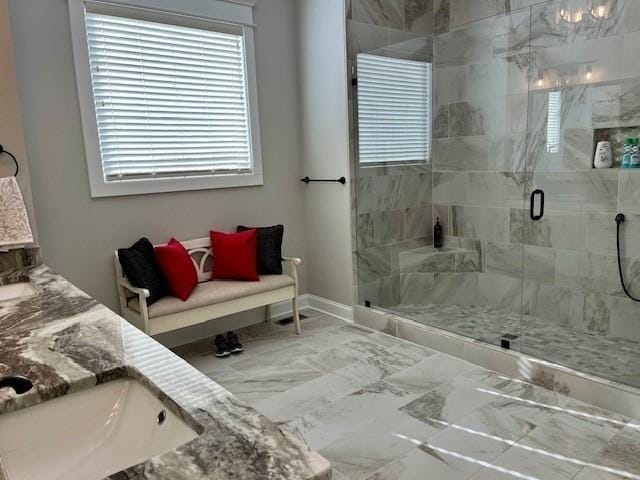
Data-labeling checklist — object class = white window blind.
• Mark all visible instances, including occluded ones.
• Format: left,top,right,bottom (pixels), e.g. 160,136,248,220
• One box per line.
84,11,253,181
356,54,432,165
546,90,562,154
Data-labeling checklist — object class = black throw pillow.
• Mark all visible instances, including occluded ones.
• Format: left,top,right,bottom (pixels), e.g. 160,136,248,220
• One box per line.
237,224,284,275
118,237,169,305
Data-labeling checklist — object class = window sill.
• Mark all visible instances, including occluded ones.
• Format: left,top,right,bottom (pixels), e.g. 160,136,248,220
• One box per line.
88,173,263,198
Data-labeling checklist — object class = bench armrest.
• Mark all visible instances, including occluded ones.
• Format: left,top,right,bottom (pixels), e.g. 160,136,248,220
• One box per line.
282,256,302,266
117,276,150,298
282,257,301,299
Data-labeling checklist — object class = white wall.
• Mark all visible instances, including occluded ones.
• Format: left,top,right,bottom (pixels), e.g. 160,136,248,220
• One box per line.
0,0,36,238
296,0,353,306
8,0,307,312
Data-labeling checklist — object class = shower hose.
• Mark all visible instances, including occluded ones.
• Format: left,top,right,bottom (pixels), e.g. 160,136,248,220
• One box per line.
616,213,640,302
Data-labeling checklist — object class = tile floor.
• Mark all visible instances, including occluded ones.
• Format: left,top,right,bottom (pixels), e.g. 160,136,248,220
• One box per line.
176,310,640,480
391,303,640,389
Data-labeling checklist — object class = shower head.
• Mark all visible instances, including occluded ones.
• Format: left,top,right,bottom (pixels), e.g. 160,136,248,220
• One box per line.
616,213,626,224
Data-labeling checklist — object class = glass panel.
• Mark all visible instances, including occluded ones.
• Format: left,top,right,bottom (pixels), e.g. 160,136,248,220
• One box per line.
350,6,533,351
521,0,640,388
348,15,433,312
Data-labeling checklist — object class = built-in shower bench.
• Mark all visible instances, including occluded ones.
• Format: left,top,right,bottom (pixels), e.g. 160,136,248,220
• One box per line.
399,245,481,273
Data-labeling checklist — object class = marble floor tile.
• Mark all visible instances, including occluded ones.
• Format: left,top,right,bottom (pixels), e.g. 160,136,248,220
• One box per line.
573,466,635,480
176,313,640,480
416,420,515,474
285,383,424,451
303,346,365,374
388,341,437,362
460,369,529,396
200,364,245,385
483,383,569,427
592,424,640,477
453,403,537,443
367,330,403,348
518,412,623,464
469,443,583,480
221,361,323,403
251,369,365,423
297,323,374,351
185,351,230,374
340,338,422,375
297,312,351,332
366,445,478,480
319,411,438,480
229,341,319,373
386,353,476,394
562,397,631,429
253,355,410,423
400,376,498,428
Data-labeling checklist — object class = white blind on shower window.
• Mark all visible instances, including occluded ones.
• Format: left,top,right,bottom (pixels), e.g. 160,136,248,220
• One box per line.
546,91,562,154
85,11,252,180
357,54,432,165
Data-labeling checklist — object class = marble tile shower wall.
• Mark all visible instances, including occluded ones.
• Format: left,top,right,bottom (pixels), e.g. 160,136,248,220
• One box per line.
428,0,640,342
348,0,435,307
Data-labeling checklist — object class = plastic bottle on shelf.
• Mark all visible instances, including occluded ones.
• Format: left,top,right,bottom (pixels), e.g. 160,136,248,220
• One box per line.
630,138,640,168
594,133,613,168
621,137,633,168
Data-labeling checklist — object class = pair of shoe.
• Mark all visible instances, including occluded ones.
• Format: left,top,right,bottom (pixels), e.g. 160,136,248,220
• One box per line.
214,332,243,358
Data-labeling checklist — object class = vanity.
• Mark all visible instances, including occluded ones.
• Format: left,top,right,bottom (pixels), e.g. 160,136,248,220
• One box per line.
0,250,331,480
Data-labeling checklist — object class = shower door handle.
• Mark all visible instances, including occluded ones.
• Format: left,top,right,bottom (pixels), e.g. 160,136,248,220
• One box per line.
530,189,544,221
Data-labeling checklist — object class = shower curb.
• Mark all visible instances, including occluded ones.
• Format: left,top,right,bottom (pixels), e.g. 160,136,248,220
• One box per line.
354,305,640,420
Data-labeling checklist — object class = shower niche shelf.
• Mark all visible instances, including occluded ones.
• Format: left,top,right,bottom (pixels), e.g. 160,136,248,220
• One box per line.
592,126,640,169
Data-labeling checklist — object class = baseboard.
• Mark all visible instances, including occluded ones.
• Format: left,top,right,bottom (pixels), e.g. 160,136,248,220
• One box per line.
305,294,353,322
269,294,353,323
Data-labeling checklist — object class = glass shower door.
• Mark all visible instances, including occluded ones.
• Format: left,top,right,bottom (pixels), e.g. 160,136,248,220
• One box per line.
520,0,640,387
410,8,533,350
350,5,534,352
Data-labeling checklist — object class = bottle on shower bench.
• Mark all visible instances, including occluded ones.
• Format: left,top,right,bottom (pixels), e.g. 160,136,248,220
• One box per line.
434,217,443,249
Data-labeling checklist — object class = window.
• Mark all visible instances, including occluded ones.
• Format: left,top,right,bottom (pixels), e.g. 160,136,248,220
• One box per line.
69,1,262,197
356,54,432,165
546,90,562,154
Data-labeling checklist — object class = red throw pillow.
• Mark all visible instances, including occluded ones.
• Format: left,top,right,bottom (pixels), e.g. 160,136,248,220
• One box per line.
155,238,198,301
210,229,259,281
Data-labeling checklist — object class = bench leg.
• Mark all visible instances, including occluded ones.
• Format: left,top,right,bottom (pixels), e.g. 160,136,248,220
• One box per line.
292,296,301,335
265,304,271,323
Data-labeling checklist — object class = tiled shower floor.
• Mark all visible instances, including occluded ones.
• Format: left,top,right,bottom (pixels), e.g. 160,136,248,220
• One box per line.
390,303,640,390
179,311,640,480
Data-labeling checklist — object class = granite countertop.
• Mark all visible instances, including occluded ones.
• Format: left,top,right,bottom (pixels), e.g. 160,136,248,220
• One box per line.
0,264,331,480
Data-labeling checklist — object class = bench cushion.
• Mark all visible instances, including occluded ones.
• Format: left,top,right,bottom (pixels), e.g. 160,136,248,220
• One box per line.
129,274,295,318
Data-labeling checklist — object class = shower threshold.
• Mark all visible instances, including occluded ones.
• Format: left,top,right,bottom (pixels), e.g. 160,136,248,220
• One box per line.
355,303,640,420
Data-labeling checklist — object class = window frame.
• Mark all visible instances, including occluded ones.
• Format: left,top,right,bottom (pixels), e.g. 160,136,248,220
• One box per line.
69,0,263,197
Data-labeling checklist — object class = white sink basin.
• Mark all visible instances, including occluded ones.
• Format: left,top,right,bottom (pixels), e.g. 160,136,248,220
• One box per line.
0,379,198,480
0,282,37,303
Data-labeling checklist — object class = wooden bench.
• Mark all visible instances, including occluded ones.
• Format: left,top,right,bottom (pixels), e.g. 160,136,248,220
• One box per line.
114,237,301,336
